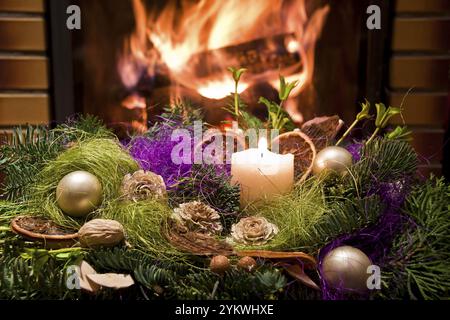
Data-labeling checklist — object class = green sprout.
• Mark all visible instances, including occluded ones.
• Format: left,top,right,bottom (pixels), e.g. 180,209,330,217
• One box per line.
278,75,299,102
366,103,401,145
336,100,371,146
227,67,247,125
385,126,412,141
258,75,297,131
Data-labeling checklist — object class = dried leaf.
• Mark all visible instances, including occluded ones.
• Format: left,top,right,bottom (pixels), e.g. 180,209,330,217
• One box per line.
165,220,234,256
281,263,320,290
237,250,316,269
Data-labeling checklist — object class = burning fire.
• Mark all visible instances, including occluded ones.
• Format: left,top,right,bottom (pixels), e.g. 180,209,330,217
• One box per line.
118,0,329,118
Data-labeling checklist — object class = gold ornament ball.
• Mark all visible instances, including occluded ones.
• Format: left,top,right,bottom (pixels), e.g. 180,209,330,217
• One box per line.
312,146,353,175
210,255,231,275
322,245,372,292
56,171,103,217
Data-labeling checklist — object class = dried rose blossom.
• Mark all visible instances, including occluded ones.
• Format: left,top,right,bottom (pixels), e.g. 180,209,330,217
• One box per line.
172,201,223,236
120,170,166,201
228,216,278,246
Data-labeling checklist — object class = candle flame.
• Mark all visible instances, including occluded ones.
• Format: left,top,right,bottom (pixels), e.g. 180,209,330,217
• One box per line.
258,137,268,151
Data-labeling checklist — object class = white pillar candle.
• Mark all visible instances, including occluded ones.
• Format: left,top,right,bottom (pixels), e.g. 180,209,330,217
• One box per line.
231,137,294,207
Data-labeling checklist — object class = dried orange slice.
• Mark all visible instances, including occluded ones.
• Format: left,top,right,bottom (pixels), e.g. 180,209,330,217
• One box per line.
271,130,316,182
194,129,246,165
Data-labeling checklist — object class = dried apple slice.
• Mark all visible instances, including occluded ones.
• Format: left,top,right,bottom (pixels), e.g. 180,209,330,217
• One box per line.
74,260,100,293
86,273,135,289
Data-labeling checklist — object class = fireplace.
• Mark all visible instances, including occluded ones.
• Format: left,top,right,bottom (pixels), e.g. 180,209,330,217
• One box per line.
48,0,391,136
1,1,446,178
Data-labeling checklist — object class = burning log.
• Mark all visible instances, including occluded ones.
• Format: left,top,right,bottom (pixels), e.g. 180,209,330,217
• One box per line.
187,33,303,81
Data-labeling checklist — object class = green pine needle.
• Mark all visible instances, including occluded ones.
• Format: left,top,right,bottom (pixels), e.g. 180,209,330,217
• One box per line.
379,177,450,300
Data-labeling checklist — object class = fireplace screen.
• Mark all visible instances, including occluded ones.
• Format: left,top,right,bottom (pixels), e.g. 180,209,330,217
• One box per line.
52,0,383,135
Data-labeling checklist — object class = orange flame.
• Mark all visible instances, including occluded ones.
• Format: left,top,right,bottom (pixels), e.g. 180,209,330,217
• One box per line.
118,0,329,116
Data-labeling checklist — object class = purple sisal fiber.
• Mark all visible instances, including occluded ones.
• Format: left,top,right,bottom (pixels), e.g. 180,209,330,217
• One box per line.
346,142,363,162
127,122,194,188
318,178,412,300
126,119,231,189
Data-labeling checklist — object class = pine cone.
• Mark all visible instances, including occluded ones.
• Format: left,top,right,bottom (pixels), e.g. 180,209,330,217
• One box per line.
120,170,166,202
172,201,223,236
228,217,278,246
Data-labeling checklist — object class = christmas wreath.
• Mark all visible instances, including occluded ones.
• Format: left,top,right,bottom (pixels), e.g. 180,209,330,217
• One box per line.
0,68,448,300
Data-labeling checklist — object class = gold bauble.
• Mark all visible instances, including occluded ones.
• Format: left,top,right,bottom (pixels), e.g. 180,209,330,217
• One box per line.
312,146,353,175
322,246,372,292
56,171,102,217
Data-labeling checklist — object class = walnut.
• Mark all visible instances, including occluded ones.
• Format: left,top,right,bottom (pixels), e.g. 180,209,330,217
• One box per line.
228,216,278,246
120,170,166,202
172,201,223,236
78,219,125,248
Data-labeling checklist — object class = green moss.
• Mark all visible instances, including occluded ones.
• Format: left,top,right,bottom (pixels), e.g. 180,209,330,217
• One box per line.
102,200,183,259
244,179,328,253
31,138,139,228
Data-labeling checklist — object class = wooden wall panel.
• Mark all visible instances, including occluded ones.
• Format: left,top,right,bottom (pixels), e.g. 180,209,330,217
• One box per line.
411,129,445,164
396,0,450,13
418,165,442,178
0,0,50,134
0,0,45,13
0,56,49,89
392,18,450,52
389,56,450,90
388,92,448,126
390,1,449,177
0,17,46,51
0,93,49,125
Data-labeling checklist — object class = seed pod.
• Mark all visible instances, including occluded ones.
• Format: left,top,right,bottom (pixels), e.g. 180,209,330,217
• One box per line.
78,219,125,248
237,256,257,272
210,255,231,275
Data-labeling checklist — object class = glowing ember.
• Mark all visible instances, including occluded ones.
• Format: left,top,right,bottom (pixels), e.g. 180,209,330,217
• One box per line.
118,0,329,119
286,39,300,54
198,79,249,100
121,93,146,110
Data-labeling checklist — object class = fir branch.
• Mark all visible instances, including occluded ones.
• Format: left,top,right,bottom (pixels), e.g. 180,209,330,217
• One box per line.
54,114,114,142
170,267,288,300
0,125,63,201
145,102,203,139
350,137,418,193
86,248,290,300
308,195,384,249
0,249,80,299
0,115,114,201
379,177,450,300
